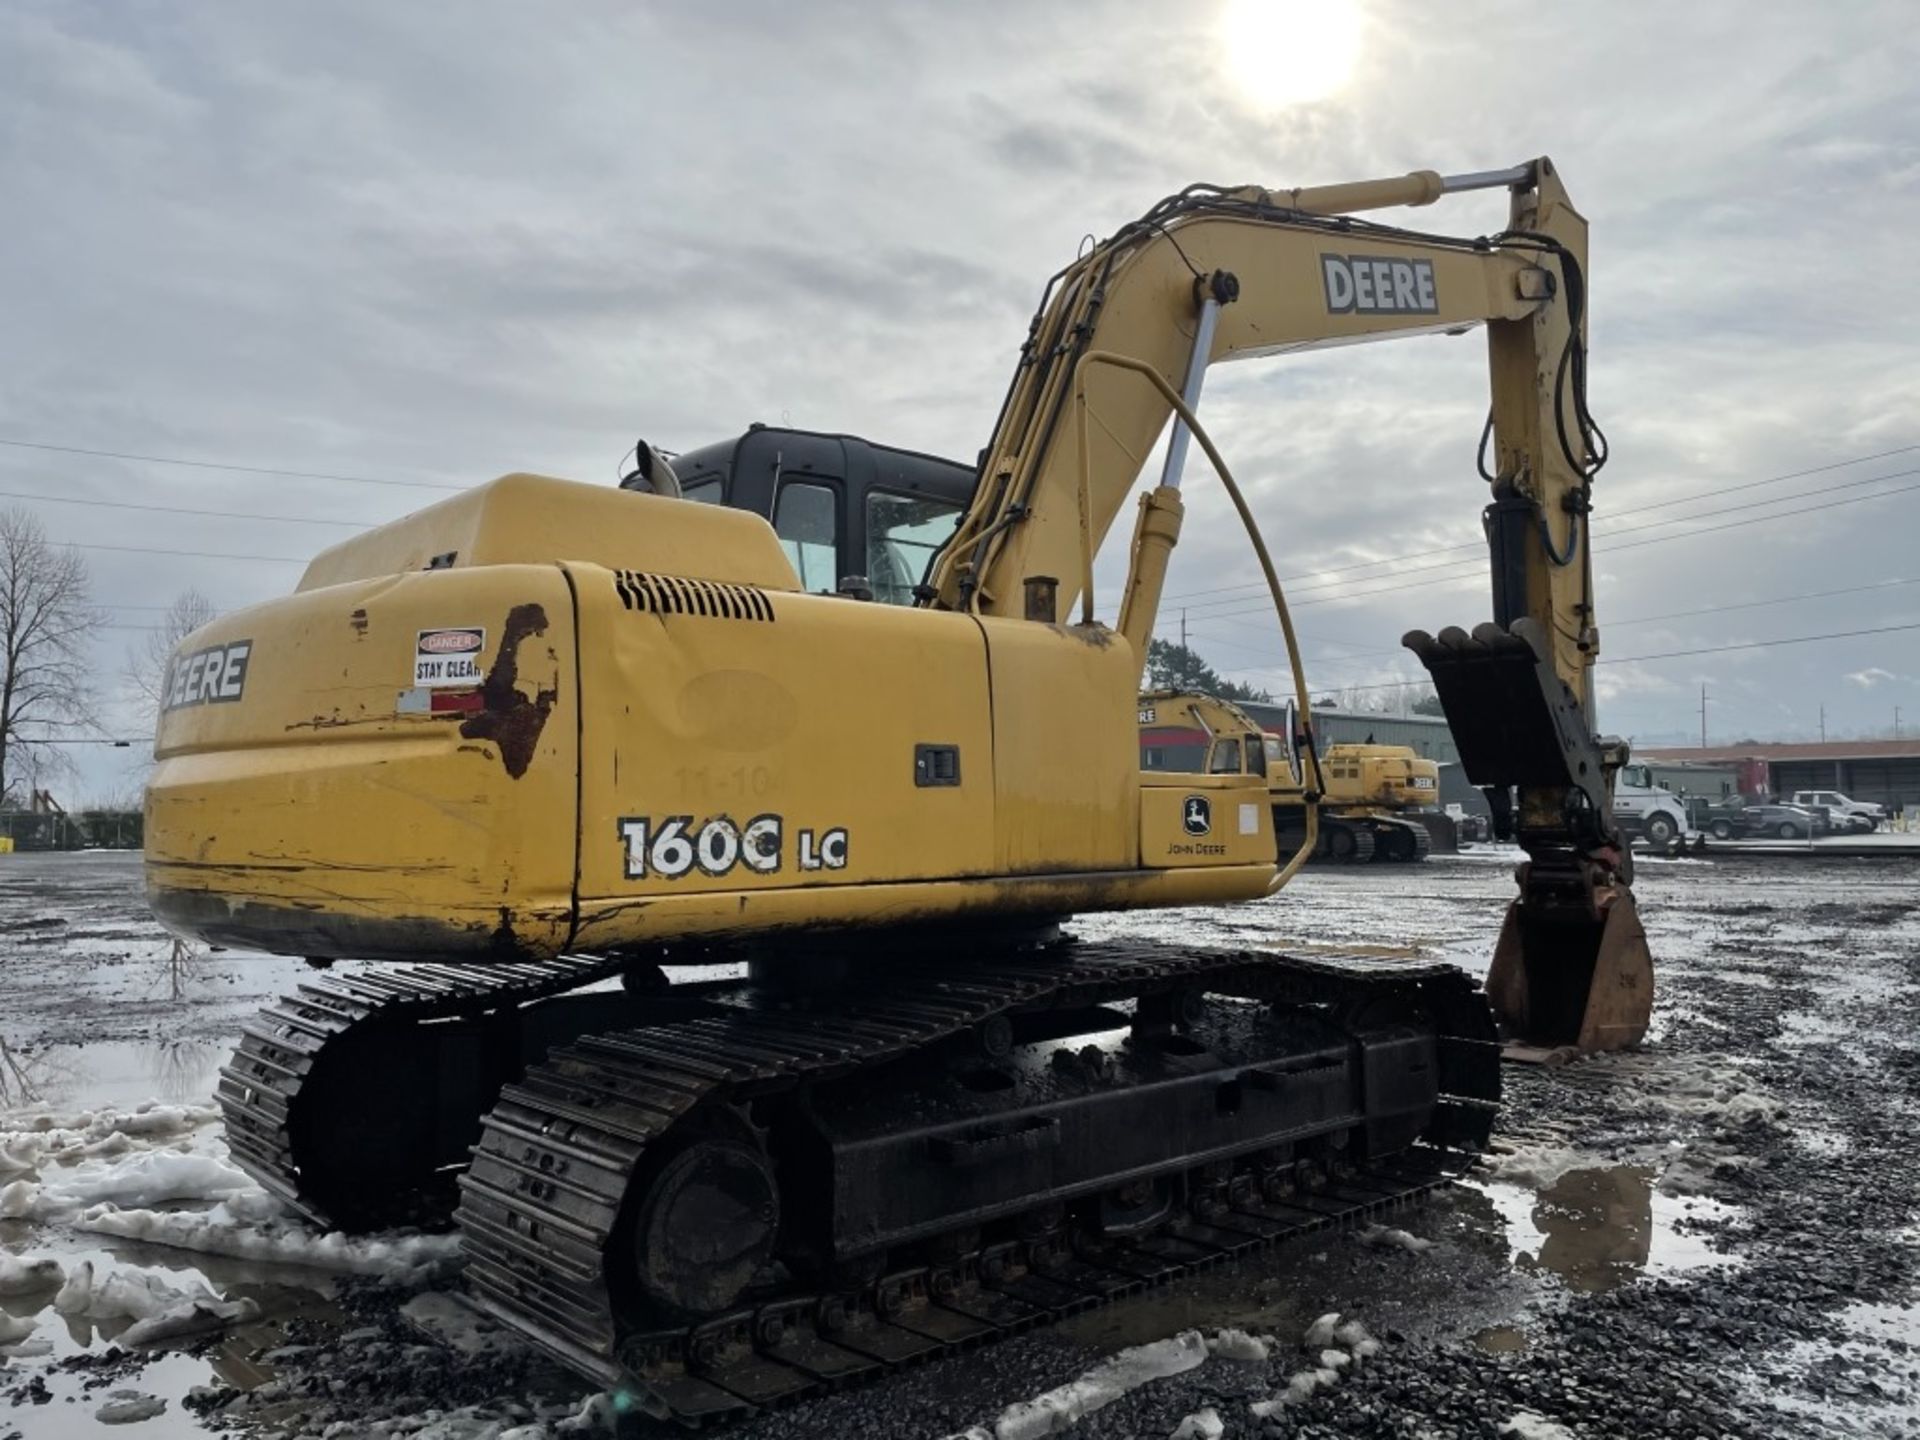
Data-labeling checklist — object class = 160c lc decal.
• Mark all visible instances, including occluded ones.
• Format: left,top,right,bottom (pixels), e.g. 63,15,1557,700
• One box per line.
618,814,848,881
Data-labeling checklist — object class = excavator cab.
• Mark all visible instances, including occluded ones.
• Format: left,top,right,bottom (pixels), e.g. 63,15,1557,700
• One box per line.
652,427,975,606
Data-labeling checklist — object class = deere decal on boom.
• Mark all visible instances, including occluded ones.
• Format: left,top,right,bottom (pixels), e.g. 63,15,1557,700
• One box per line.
149,158,1650,1421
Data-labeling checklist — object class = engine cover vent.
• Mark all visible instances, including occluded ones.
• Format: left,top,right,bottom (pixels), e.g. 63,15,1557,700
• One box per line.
614,570,776,623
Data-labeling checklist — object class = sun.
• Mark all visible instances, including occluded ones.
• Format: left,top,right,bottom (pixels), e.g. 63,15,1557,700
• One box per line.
1218,0,1364,108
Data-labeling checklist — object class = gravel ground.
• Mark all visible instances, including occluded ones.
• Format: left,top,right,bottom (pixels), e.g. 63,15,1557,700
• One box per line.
2,849,1916,1439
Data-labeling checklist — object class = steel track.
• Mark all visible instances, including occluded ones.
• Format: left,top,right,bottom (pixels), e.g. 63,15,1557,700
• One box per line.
218,957,630,1225
447,945,1499,1423
218,946,1497,1423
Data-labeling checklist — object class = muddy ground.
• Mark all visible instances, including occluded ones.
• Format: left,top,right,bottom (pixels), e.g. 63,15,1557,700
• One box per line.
1,849,1916,1439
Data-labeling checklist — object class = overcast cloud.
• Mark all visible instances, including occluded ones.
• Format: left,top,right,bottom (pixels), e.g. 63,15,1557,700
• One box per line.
2,0,1916,800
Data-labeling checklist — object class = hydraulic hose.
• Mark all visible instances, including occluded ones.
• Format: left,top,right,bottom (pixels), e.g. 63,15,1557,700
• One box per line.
1071,351,1320,892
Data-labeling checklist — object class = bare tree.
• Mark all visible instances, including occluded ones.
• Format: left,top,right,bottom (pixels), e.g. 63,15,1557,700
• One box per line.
125,588,217,733
0,509,105,804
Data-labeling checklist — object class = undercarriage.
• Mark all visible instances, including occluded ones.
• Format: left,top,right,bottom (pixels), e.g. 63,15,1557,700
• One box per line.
1277,809,1435,865
220,941,1498,1423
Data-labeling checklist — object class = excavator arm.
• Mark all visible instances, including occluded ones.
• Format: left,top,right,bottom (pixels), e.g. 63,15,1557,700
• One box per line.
932,158,1649,1053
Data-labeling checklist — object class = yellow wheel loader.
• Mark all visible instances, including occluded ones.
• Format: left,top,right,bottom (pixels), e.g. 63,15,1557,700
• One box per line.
148,159,1652,1419
1139,691,1439,863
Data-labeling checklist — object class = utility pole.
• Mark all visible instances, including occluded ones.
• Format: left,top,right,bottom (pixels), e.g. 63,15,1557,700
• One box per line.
1898,705,1904,739
1699,683,1708,748
1180,609,1188,649
1819,704,1826,743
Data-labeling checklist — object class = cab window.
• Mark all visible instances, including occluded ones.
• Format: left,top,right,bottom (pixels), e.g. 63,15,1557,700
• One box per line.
1208,738,1242,774
1140,729,1208,772
867,490,963,606
774,480,840,591
681,477,722,505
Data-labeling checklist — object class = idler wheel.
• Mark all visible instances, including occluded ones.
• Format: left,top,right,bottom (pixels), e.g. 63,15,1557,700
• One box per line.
630,1139,778,1319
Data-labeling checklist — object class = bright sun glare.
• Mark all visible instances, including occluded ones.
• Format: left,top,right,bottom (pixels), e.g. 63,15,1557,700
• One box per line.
1219,0,1364,108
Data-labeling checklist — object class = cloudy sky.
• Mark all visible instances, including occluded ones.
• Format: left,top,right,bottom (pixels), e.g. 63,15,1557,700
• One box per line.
3,0,1917,801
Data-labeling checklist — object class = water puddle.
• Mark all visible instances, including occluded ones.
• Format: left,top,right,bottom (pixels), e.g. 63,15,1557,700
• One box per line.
1473,1324,1529,1353
1468,1165,1740,1294
0,1235,339,1439
1,1041,230,1115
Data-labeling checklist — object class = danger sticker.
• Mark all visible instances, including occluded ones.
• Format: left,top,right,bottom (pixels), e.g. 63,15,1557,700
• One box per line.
415,628,485,688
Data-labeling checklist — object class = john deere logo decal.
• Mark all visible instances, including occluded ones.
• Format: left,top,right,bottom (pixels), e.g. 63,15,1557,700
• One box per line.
1183,795,1212,837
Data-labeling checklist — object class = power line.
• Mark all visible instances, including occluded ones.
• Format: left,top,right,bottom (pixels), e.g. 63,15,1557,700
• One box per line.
0,488,371,528
0,436,465,493
1606,621,1920,665
1600,466,1920,543
1159,444,1920,609
1222,620,1920,693
1605,443,1920,519
66,541,304,564
1601,476,1920,554
1611,576,1920,628
1191,575,1920,672
1182,473,1920,624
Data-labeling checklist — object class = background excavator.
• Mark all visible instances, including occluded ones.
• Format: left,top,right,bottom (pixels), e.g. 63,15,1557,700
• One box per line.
145,158,1652,1419
1139,690,1440,863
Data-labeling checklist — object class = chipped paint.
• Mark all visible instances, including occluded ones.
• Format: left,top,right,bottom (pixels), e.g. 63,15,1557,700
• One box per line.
459,602,558,779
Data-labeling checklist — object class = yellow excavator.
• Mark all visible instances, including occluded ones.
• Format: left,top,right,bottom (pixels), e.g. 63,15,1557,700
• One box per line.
146,159,1652,1418
1139,690,1440,862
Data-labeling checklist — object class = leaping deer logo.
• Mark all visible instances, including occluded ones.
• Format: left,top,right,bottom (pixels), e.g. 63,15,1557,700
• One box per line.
1183,796,1212,837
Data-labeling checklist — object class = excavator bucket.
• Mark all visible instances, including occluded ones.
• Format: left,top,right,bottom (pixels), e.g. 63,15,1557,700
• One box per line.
1485,884,1653,1054
1406,618,1655,1055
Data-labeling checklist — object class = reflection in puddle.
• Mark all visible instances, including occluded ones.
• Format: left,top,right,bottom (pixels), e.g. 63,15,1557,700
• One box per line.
1470,1166,1740,1293
4,1039,226,1112
1474,1324,1529,1352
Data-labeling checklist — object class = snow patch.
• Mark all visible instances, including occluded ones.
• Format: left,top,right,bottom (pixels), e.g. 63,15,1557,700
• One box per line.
1249,1312,1383,1414
0,1313,37,1346
1485,1142,1591,1190
1,1150,251,1221
1359,1223,1433,1253
96,1390,169,1425
1206,1327,1270,1361
43,1258,262,1345
0,1103,224,1182
1502,1412,1577,1439
1,1102,221,1140
77,1199,463,1282
0,1255,63,1295
989,1330,1209,1440
403,1292,522,1357
122,1295,262,1348
1169,1406,1223,1439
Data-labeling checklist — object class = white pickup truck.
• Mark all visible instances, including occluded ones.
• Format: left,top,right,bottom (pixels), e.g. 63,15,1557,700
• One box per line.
1788,789,1884,833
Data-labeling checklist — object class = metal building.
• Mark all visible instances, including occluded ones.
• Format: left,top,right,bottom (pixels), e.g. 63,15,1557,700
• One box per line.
1638,741,1920,813
1238,704,1461,763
